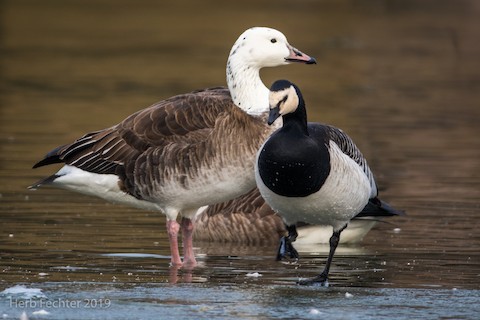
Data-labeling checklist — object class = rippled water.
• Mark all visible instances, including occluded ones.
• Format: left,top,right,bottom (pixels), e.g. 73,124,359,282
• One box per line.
1,0,479,319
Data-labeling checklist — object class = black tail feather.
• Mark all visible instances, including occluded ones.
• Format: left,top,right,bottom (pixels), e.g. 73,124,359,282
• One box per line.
32,145,67,169
28,174,60,190
356,197,405,218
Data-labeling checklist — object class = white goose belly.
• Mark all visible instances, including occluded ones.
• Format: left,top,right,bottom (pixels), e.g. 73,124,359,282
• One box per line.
151,164,256,213
50,165,164,212
256,143,372,231
52,164,256,219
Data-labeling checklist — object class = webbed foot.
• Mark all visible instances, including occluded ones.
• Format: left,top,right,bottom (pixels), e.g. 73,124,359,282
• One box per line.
276,224,299,260
298,272,329,286
276,236,299,260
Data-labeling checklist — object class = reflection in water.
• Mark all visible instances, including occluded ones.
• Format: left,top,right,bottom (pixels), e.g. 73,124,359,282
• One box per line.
1,0,479,302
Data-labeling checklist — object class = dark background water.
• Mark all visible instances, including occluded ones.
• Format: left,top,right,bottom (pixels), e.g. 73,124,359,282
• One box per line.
1,0,479,319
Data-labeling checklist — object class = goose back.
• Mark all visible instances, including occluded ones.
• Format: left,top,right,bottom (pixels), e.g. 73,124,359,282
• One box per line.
309,123,378,198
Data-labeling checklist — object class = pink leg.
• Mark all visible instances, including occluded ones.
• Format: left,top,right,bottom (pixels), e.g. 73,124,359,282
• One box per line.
181,217,197,267
166,220,182,267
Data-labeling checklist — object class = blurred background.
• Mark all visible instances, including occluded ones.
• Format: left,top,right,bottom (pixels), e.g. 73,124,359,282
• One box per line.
1,0,479,290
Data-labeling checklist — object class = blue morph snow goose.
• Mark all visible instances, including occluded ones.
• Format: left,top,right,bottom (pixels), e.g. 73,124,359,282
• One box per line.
29,28,315,267
255,80,402,285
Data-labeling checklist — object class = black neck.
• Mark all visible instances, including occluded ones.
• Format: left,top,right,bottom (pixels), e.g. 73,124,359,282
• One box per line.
281,97,308,136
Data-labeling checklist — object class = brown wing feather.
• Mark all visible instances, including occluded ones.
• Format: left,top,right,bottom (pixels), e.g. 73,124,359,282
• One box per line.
33,87,232,176
194,188,286,245
120,93,267,199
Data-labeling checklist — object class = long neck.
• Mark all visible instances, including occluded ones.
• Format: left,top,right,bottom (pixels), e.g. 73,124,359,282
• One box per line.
226,56,269,116
282,104,309,136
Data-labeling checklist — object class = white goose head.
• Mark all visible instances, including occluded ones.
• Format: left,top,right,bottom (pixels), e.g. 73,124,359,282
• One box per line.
226,27,315,116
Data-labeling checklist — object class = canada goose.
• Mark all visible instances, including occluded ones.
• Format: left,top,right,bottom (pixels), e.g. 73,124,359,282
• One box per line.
193,187,401,245
255,80,403,285
29,28,315,267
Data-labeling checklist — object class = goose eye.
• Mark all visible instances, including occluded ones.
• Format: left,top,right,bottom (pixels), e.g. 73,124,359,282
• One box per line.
270,38,277,44
279,95,288,108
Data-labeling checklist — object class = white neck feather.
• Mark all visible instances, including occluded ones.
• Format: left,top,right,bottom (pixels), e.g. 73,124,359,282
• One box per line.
226,56,269,116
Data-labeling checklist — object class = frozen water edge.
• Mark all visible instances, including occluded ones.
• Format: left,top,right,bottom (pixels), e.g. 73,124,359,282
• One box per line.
1,285,46,300
1,282,479,320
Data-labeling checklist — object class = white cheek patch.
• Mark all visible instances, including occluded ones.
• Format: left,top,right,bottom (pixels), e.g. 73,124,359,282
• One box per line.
269,86,299,115
269,90,286,110
280,86,299,115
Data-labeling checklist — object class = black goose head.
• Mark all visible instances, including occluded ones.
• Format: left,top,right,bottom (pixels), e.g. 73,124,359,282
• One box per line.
267,80,306,125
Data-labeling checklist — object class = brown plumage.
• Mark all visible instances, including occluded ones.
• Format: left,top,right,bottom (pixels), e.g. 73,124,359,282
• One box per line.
32,88,269,201
194,188,286,245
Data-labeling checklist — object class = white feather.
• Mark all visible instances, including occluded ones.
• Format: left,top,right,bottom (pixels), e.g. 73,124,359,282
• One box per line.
52,165,164,212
